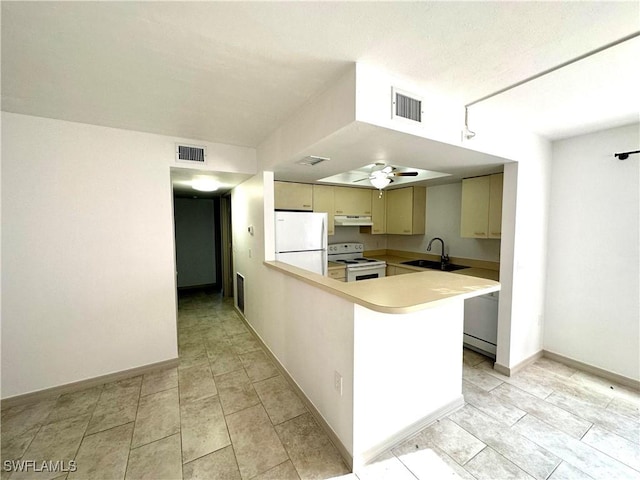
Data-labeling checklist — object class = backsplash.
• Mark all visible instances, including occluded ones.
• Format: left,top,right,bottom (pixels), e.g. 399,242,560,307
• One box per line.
331,226,388,251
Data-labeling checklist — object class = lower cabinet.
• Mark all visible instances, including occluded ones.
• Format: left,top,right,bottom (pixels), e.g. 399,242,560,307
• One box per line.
327,266,346,281
386,265,416,276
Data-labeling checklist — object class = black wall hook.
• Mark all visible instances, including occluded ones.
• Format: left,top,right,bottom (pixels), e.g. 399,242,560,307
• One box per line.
614,150,639,160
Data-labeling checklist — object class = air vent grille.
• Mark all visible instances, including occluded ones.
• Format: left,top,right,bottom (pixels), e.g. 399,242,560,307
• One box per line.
297,155,329,166
176,144,206,163
392,88,423,123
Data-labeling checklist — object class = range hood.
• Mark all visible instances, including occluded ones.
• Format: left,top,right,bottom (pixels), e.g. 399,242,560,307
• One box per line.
334,215,373,226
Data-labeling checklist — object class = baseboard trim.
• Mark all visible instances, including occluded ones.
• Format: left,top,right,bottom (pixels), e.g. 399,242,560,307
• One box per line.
494,350,543,377
353,395,465,472
1,357,179,410
543,350,640,390
234,306,354,470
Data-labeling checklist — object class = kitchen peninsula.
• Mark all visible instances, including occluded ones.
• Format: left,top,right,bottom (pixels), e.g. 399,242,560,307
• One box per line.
260,259,499,471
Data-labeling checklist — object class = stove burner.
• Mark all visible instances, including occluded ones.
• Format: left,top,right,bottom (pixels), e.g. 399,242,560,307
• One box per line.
336,260,357,264
355,258,377,262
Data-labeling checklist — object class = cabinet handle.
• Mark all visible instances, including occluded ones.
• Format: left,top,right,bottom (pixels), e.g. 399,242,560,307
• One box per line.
491,232,501,235
403,229,410,233
474,232,486,236
365,211,371,214
303,204,311,207
336,210,343,214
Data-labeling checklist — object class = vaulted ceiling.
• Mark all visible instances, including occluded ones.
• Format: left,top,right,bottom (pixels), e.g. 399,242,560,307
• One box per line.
2,2,639,151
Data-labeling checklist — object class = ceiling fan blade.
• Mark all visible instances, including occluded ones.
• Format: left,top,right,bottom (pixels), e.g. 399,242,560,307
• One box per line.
352,176,371,182
392,171,419,176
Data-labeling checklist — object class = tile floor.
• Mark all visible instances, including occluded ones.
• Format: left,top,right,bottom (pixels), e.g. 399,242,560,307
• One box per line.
1,289,638,480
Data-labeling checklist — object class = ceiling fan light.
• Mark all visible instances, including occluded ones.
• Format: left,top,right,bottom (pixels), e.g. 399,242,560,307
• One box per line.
192,179,219,192
370,173,391,190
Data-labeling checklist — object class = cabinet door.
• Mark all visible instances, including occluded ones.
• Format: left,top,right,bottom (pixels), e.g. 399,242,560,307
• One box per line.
370,190,386,234
274,182,313,211
386,187,417,234
386,265,414,276
488,174,503,239
313,185,335,236
410,187,426,235
328,267,346,280
334,187,372,215
460,176,490,238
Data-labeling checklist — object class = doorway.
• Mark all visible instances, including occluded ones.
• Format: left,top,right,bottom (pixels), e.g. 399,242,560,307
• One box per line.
173,194,223,293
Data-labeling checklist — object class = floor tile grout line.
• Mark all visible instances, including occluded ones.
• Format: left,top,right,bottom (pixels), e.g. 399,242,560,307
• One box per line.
70,385,105,468
122,418,135,480
479,374,597,438
544,460,563,480
577,424,640,473
477,365,602,432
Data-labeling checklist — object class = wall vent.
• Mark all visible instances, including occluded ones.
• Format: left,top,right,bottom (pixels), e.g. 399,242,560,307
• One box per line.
297,155,329,166
392,87,423,123
176,144,206,163
236,273,245,314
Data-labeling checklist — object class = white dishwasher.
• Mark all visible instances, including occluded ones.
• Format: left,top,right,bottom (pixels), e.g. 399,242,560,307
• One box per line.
463,292,499,358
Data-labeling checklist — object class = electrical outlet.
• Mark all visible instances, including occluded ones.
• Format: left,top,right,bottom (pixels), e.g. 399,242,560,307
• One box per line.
334,371,343,396
248,249,252,258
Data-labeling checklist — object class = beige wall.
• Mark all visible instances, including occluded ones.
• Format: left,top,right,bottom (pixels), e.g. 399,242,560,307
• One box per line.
545,124,639,380
1,112,256,398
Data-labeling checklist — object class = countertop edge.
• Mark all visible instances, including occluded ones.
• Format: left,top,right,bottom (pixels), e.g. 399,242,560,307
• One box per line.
263,261,500,314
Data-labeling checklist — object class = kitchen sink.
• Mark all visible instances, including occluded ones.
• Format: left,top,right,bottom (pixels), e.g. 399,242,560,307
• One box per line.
401,259,468,272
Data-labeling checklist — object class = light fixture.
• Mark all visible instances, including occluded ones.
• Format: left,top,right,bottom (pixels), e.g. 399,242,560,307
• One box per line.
191,178,219,192
463,107,476,140
462,32,640,141
369,171,391,190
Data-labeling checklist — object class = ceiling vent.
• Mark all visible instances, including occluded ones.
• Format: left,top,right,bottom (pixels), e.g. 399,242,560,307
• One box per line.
392,87,423,123
297,155,329,166
176,144,206,163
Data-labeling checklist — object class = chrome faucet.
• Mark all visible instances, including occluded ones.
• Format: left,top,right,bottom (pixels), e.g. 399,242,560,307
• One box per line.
427,237,449,270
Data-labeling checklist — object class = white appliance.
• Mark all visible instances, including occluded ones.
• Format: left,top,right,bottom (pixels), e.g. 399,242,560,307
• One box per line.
328,243,386,282
333,215,373,226
463,292,499,358
275,212,328,275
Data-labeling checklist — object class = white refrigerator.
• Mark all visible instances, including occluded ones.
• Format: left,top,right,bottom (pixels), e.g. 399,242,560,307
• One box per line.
275,211,327,275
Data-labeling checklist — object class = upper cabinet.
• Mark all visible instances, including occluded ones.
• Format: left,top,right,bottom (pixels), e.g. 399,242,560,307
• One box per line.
488,173,503,239
274,181,313,211
360,190,387,235
334,187,372,216
312,185,335,236
460,173,503,239
386,186,426,235
370,190,387,234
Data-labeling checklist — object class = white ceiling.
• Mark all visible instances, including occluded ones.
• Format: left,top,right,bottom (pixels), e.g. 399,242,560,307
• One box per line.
2,2,639,182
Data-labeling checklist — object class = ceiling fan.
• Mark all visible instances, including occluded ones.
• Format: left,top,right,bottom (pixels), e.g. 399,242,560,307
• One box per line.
354,163,419,190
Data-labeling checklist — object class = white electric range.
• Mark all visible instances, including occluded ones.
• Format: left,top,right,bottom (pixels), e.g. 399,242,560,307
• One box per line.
328,243,386,282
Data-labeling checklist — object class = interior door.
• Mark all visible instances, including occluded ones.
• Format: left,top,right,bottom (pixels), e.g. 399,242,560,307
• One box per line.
221,195,234,297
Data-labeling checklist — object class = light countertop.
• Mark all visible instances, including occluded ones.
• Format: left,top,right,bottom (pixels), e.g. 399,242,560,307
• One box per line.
370,254,500,282
265,260,500,314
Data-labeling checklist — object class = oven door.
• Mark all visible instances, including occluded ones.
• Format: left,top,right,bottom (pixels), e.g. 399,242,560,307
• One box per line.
346,264,386,282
